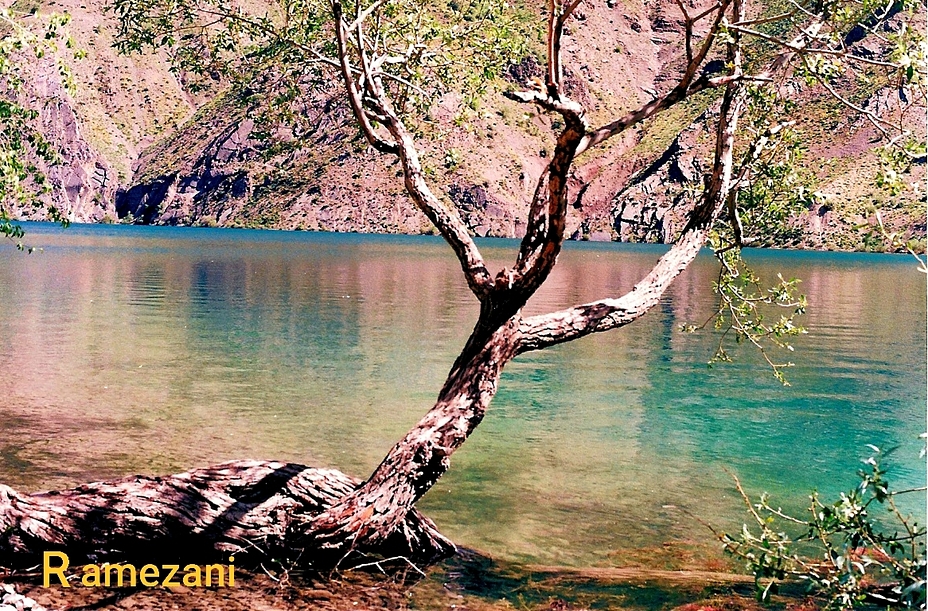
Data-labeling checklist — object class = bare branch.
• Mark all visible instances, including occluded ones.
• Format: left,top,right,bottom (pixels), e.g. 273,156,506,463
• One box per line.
726,189,744,246
497,0,762,305
576,10,831,156
784,0,819,21
544,0,585,98
192,5,345,72
691,2,723,22
546,0,559,98
517,85,742,352
345,554,427,577
374,95,493,300
371,70,428,97
674,0,694,64
503,89,586,116
330,1,492,299
333,1,398,154
730,120,795,192
576,73,747,155
681,0,732,86
345,0,390,32
516,224,711,353
563,0,583,19
519,0,746,353
732,11,797,27
458,0,591,304
801,56,898,137
577,0,733,154
507,110,588,298
355,4,375,99
728,22,902,69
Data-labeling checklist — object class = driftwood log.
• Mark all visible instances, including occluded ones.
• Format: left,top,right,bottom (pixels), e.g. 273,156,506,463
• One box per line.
0,460,454,568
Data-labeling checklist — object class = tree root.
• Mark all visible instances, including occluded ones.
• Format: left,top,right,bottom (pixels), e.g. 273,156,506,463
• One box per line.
0,460,455,569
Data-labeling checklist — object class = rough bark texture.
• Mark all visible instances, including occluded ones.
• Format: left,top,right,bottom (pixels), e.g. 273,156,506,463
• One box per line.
0,460,453,568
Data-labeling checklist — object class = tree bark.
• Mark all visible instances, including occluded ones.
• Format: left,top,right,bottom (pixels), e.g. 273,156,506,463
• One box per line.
302,312,521,560
0,460,453,568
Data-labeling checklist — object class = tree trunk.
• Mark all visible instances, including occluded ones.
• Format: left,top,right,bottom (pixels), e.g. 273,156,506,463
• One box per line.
0,460,453,568
302,311,521,560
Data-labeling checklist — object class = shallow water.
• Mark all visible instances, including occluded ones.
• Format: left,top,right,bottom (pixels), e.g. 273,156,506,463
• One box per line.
0,223,924,568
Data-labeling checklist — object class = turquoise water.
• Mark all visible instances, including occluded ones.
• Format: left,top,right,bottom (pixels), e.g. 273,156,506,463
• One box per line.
0,222,924,568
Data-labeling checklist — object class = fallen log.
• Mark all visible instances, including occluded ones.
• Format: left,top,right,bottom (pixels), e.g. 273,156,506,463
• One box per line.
0,460,455,569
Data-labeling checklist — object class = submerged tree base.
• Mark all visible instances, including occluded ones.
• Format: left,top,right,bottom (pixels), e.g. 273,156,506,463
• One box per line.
0,460,455,569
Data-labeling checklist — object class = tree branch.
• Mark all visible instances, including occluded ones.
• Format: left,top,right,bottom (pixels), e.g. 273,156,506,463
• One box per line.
518,0,746,353
345,0,390,32
501,0,589,301
572,4,837,158
515,230,703,353
576,73,738,155
333,1,398,154
800,55,898,137
331,0,492,299
372,98,492,300
496,0,750,305
727,22,903,69
545,0,582,98
673,0,694,64
575,0,732,155
508,116,586,296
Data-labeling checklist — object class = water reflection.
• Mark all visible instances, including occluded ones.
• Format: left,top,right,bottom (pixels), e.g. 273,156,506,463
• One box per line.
0,224,924,568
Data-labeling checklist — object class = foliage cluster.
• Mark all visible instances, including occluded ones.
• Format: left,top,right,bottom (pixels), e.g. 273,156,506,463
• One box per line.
109,0,535,145
0,7,77,248
722,445,927,609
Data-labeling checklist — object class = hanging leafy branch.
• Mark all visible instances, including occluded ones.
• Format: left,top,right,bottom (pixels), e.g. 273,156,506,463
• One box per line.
0,7,78,248
681,239,808,385
675,0,925,381
680,110,812,384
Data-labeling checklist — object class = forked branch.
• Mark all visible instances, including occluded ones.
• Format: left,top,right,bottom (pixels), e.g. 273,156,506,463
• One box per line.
575,0,733,155
518,0,747,353
333,1,397,154
502,0,749,305
545,0,583,98
497,0,589,301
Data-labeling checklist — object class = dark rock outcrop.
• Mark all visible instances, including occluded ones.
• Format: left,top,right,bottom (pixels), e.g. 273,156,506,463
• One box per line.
610,117,705,243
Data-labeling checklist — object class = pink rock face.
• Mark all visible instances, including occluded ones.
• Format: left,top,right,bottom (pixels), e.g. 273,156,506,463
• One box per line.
7,0,924,252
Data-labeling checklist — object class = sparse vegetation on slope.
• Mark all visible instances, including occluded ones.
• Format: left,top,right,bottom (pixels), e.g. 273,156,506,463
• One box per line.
7,0,927,251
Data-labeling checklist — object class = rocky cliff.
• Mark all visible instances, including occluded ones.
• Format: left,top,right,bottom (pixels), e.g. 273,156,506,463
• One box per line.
7,55,116,223
14,0,926,251
8,0,195,223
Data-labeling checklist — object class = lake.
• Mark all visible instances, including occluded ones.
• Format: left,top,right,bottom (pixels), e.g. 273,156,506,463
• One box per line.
0,222,924,569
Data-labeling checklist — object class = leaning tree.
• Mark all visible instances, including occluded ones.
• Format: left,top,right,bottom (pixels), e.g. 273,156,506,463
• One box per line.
1,0,924,568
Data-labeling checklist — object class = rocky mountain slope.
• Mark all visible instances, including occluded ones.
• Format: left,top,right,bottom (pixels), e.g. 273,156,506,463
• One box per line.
11,0,926,251
5,0,195,222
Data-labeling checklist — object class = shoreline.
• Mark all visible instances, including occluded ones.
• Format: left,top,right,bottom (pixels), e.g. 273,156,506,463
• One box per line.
6,219,924,256
2,552,811,611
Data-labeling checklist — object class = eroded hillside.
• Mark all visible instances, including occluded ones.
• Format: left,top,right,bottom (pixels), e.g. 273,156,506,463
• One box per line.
11,0,926,251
